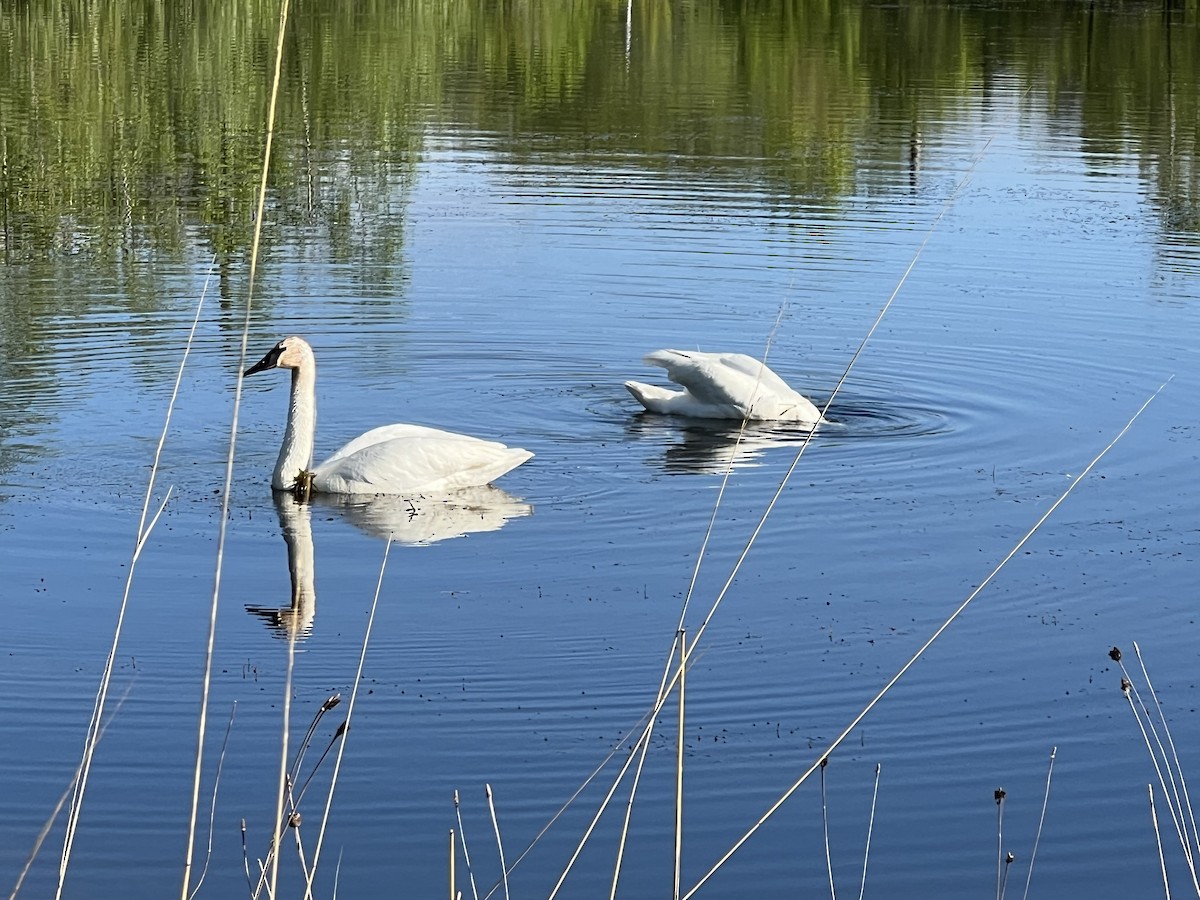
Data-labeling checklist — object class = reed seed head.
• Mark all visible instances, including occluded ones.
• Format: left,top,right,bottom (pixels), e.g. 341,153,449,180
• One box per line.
1109,647,1122,662
994,788,1006,804
1006,851,1015,864
288,811,302,828
1121,677,1132,694
321,693,342,711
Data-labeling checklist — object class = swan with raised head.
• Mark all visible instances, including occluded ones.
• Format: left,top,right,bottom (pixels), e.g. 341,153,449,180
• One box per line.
244,336,533,495
624,349,827,424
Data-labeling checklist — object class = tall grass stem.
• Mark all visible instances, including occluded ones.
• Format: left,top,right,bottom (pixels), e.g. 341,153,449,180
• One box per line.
303,538,393,898
188,701,238,900
674,630,686,900
454,790,481,900
1020,747,1055,900
182,0,291,892
1149,785,1173,900
485,785,509,900
822,760,837,900
268,631,299,898
1123,683,1194,879
1119,662,1199,891
1134,642,1200,861
858,763,881,900
995,788,1006,900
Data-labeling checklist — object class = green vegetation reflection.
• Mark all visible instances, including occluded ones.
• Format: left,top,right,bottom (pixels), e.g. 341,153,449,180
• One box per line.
1,0,1196,269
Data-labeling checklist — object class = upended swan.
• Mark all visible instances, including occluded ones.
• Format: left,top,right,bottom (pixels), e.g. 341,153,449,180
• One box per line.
245,336,533,495
624,349,827,425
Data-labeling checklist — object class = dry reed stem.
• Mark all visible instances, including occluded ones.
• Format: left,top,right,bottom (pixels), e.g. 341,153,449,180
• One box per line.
1149,785,1173,900
286,776,312,886
1117,655,1200,892
1116,651,1197,872
999,851,1013,900
303,538,393,899
1134,642,1200,861
1130,675,1192,862
454,790,481,900
679,380,1170,899
241,819,252,894
251,699,342,898
294,730,345,805
187,701,238,900
55,255,212,900
1020,747,1055,900
822,760,837,900
267,620,300,897
9,683,134,900
995,788,1006,900
450,829,456,900
1122,682,1196,884
857,763,881,900
181,0,291,892
485,785,510,900
674,630,686,900
609,680,662,900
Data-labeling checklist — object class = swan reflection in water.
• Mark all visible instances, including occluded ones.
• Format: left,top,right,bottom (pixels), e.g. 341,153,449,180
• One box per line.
626,416,818,476
245,486,533,640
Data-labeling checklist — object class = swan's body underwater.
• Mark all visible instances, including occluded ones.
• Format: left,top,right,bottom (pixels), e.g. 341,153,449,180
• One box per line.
245,336,533,495
624,349,827,424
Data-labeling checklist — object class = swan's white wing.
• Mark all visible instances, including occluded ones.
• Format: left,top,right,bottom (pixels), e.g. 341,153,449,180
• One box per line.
644,350,775,409
314,429,532,494
707,352,801,399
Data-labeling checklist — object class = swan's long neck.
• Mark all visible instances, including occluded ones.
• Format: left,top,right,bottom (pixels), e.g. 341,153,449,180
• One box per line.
273,361,317,491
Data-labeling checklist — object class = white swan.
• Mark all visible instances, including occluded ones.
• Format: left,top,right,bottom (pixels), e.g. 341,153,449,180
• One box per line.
624,349,827,424
245,336,533,494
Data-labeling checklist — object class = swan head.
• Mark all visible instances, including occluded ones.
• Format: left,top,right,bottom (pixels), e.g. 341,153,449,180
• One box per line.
245,336,314,376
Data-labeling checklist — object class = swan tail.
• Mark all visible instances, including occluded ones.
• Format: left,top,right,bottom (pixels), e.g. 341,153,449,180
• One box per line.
625,380,679,414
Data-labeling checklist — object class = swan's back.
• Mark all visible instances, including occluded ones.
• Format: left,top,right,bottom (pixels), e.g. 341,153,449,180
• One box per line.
313,424,533,495
625,349,825,424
